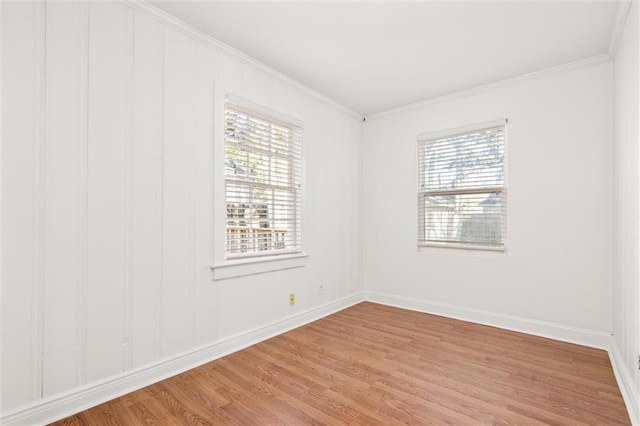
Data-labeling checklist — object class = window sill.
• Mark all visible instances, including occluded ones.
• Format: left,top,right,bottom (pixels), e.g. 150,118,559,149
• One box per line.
211,253,308,281
418,244,506,258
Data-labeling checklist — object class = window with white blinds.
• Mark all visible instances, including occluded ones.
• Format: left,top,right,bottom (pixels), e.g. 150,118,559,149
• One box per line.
418,121,506,250
224,98,302,259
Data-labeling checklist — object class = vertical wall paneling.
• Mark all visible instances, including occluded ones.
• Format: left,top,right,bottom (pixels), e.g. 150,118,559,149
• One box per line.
156,24,165,362
32,0,46,402
2,2,35,410
86,2,128,382
1,1,364,418
303,101,323,301
211,86,227,267
340,117,350,298
347,120,358,296
357,122,364,294
188,43,197,351
161,27,196,356
43,1,82,396
194,43,217,346
328,109,341,299
77,0,89,386
131,10,164,369
123,5,135,372
0,0,3,412
341,116,349,297
613,1,640,414
351,121,361,295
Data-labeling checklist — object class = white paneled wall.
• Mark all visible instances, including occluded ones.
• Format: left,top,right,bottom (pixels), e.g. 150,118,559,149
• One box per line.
3,1,45,411
43,0,87,397
1,0,363,417
613,1,640,421
86,1,130,384
131,9,165,370
362,60,614,338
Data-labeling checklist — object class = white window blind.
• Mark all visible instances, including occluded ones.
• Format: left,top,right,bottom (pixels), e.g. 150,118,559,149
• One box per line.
224,98,302,259
418,122,506,250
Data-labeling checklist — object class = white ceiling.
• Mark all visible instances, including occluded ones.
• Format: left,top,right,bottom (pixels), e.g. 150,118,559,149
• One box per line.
151,1,621,115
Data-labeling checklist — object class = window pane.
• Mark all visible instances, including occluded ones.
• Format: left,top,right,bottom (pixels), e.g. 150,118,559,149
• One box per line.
421,127,504,192
422,191,503,247
418,123,506,249
225,100,302,258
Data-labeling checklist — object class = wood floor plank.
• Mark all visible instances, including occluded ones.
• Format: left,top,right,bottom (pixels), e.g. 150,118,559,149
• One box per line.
52,302,631,425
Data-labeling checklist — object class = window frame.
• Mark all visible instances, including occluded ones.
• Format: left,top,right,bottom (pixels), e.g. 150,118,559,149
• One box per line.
223,95,303,261
417,119,508,252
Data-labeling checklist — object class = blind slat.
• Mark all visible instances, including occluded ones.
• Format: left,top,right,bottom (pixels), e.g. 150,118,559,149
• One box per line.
418,123,506,250
225,99,302,258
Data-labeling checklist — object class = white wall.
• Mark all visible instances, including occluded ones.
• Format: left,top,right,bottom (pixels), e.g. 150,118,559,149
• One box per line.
1,0,362,416
613,1,640,422
363,60,613,338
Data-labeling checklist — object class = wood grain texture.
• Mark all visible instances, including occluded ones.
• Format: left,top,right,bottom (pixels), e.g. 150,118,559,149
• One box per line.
53,302,631,425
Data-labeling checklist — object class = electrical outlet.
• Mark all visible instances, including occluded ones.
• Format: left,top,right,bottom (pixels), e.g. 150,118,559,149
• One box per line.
318,282,325,295
289,293,295,306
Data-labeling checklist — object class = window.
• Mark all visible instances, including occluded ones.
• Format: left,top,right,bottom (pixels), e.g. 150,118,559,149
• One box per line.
224,98,302,259
418,121,506,251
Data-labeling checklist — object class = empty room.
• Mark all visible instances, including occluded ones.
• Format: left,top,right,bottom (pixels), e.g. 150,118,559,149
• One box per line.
1,0,639,424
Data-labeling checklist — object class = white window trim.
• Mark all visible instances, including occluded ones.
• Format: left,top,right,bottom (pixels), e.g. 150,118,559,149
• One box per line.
417,119,508,252
416,119,507,142
227,94,304,130
417,245,507,258
211,253,309,281
211,88,307,278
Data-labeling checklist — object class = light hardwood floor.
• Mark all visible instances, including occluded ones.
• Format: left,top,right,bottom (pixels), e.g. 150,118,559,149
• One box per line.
53,302,631,425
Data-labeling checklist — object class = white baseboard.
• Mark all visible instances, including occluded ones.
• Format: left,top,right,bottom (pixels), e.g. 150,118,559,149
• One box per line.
3,291,631,425
609,339,640,425
366,293,640,421
1,293,365,426
366,291,612,350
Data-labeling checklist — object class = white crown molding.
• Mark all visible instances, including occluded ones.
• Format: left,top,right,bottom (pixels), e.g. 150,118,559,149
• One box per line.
609,339,640,425
120,0,363,120
366,53,611,121
0,293,365,425
608,0,633,59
